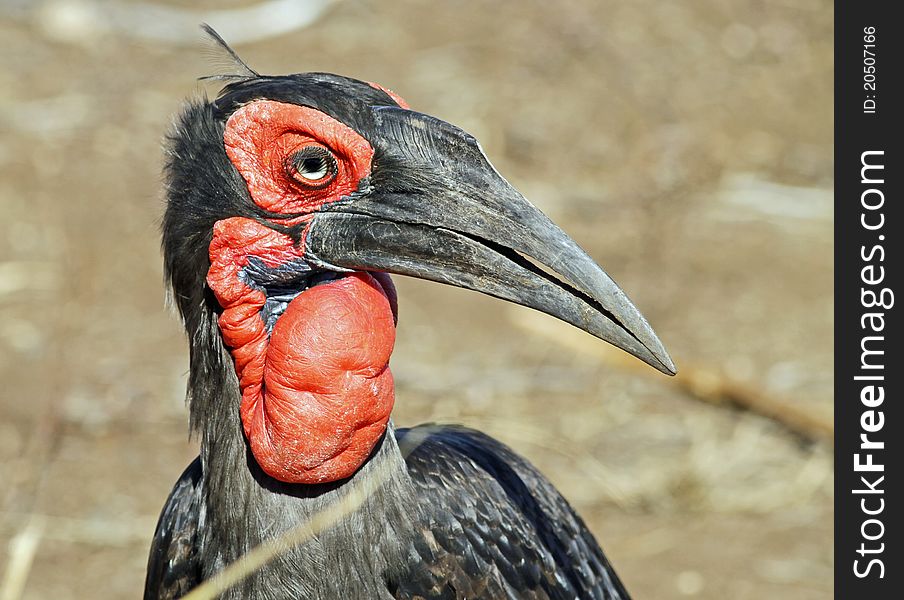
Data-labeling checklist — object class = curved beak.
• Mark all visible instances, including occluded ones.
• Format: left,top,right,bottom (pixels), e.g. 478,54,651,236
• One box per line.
304,107,676,375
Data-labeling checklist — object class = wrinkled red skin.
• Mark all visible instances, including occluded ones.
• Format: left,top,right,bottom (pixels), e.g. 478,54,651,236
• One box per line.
224,101,374,214
206,99,402,484
208,218,398,484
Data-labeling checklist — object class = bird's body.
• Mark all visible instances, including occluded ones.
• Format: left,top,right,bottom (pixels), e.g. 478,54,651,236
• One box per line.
147,424,628,599
146,31,673,599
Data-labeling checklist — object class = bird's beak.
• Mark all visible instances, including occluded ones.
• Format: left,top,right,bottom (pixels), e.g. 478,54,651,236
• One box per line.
304,107,675,375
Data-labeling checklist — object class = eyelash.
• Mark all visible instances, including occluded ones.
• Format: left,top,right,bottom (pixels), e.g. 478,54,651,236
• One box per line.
286,146,338,187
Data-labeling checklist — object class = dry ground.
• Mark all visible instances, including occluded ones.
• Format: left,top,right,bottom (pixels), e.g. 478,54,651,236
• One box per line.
1,1,832,598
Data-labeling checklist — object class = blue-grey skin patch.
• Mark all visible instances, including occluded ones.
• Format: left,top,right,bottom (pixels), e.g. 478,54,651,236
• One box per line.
240,257,344,334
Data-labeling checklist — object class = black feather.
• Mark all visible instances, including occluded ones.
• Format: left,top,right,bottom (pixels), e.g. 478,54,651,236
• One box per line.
144,458,203,599
392,425,630,600
146,427,631,599
149,65,632,600
198,23,259,82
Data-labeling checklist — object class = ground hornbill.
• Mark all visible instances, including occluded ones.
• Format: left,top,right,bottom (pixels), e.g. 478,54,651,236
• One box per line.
145,32,675,600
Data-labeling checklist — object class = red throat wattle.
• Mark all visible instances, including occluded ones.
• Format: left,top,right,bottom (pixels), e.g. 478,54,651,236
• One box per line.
206,98,399,484
207,218,398,484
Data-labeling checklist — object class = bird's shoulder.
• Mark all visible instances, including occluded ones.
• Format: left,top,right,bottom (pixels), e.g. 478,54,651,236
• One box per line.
144,457,204,600
392,424,629,600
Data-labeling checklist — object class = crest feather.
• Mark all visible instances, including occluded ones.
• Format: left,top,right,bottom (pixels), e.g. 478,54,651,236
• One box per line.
199,24,260,82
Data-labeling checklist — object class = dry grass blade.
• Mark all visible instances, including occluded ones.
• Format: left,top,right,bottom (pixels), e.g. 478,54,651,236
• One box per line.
510,311,833,444
181,426,439,600
0,516,45,600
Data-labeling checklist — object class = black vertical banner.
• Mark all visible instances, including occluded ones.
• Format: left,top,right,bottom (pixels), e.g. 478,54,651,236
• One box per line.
836,2,902,598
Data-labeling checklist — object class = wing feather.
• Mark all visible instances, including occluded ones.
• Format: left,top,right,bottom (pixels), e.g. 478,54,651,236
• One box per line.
394,425,630,600
144,457,204,600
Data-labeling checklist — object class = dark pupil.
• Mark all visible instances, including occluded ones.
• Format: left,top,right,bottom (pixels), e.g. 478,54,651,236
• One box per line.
299,157,325,175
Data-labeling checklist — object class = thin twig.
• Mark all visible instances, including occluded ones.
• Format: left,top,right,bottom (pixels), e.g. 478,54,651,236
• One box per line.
510,311,833,444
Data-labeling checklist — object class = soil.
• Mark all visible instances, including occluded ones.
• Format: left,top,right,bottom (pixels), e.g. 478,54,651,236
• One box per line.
0,1,832,598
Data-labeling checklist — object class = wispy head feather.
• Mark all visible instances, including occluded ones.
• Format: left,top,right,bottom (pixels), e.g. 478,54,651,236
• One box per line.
199,23,260,82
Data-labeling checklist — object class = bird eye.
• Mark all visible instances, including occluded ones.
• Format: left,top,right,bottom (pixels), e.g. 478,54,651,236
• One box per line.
287,146,337,186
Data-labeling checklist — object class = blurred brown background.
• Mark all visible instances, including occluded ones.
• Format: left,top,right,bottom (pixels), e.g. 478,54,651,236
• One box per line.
0,1,832,598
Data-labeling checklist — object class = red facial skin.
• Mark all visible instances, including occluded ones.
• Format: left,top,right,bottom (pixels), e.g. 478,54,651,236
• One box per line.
207,98,401,484
223,101,373,214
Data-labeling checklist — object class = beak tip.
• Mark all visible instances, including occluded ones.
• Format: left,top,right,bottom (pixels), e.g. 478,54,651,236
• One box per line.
635,345,677,376
658,355,678,376
635,329,677,376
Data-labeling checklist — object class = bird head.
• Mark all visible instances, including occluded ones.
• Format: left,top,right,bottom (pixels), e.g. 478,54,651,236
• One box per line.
164,71,674,372
162,68,675,483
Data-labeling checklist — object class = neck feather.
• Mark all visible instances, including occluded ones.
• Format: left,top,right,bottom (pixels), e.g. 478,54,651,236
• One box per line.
184,311,416,598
